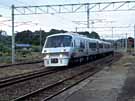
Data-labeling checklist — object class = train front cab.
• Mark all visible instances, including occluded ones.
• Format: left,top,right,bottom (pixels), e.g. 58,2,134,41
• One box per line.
42,34,73,67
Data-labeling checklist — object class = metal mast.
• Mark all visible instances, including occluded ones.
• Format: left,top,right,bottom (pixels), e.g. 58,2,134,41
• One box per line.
12,5,15,64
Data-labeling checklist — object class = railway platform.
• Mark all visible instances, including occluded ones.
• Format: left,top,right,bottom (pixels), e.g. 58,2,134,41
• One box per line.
50,53,135,101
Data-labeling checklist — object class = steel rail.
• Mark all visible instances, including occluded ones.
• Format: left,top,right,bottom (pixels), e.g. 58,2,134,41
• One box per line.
5,53,116,101
0,60,43,68
13,55,115,101
0,68,58,88
0,54,115,88
13,67,96,101
43,55,117,101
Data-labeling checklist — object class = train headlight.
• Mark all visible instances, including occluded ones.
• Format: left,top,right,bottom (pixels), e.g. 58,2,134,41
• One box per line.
60,54,63,58
61,49,64,52
46,54,49,58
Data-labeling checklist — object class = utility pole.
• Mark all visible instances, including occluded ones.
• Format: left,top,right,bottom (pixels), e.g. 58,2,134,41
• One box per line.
91,21,94,32
87,4,89,28
112,27,114,48
12,5,15,64
123,36,125,49
125,33,128,52
40,28,42,52
75,27,77,32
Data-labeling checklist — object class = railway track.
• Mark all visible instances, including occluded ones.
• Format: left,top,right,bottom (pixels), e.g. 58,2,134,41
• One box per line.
0,53,121,101
0,60,43,68
13,55,115,101
0,67,62,88
13,67,97,101
0,55,113,88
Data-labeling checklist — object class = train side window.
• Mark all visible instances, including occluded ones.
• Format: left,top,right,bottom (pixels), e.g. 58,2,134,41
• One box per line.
108,45,109,48
89,42,96,48
74,40,76,47
71,42,73,47
99,44,103,48
76,40,78,47
80,41,85,48
97,42,99,48
93,43,97,48
89,43,91,48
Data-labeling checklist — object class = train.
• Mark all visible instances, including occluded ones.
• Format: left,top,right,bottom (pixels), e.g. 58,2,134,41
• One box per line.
42,32,114,67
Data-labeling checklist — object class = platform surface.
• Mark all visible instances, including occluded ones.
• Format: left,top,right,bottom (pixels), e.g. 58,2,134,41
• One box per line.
50,54,135,101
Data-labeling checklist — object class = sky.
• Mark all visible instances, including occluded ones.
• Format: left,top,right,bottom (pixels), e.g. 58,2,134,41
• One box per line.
0,0,135,39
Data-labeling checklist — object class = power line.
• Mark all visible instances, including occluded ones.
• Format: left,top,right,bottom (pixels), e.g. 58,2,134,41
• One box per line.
79,25,132,28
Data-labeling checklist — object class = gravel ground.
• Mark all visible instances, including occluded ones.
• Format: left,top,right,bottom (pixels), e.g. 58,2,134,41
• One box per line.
0,62,44,79
0,55,112,101
0,62,95,100
0,54,114,101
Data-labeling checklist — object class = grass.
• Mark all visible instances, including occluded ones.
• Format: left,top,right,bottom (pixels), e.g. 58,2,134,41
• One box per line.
0,52,43,64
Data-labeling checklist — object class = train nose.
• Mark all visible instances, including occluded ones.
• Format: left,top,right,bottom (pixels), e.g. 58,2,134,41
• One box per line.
43,51,70,67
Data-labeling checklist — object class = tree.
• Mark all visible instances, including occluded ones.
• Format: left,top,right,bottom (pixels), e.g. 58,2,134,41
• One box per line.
15,29,100,47
49,29,67,34
15,30,33,44
15,29,67,46
90,31,100,39
78,31,90,37
78,31,100,39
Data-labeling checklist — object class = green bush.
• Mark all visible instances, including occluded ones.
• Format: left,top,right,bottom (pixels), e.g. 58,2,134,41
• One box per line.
31,46,40,52
0,43,11,56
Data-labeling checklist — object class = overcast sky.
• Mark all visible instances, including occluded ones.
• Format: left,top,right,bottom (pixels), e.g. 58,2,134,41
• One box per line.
0,0,135,39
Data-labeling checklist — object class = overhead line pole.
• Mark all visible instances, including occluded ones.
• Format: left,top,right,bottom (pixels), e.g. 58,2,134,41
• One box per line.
40,28,42,52
112,27,114,47
12,5,15,64
75,27,77,32
87,4,90,28
125,33,128,52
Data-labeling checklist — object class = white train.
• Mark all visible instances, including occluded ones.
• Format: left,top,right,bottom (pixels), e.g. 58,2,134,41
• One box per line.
42,32,113,67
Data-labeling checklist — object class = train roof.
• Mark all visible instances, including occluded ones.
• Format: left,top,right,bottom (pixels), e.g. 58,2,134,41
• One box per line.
46,32,112,44
47,32,79,37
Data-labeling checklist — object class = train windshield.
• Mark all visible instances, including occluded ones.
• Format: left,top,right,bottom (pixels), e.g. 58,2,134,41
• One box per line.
45,35,72,48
